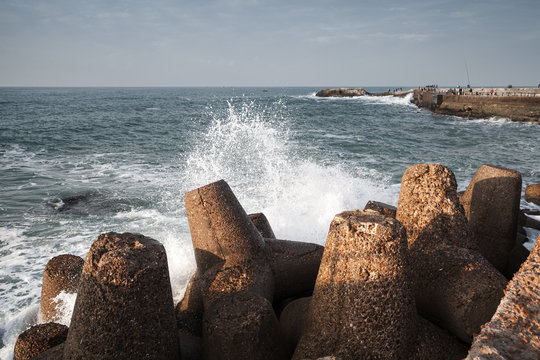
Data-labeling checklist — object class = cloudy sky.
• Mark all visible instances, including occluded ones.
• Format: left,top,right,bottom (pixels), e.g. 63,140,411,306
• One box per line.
1,0,539,87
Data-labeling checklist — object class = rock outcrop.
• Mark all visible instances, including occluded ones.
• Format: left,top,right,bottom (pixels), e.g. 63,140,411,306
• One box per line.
316,88,367,97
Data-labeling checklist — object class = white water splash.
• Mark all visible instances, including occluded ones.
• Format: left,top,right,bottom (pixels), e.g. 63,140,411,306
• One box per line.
181,100,397,244
41,291,77,326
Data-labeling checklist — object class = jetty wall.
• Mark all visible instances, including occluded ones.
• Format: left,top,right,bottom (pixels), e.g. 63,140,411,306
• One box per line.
413,90,540,123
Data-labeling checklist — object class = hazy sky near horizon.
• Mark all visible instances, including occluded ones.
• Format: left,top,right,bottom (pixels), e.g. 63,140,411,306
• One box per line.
1,0,539,87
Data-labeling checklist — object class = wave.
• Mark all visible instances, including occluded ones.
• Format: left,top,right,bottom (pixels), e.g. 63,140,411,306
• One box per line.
296,92,415,107
180,100,397,243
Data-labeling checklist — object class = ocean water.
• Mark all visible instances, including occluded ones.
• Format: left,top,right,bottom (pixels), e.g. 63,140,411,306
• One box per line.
1,87,539,358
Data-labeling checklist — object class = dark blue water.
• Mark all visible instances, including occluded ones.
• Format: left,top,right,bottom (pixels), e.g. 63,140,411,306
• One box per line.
1,87,539,358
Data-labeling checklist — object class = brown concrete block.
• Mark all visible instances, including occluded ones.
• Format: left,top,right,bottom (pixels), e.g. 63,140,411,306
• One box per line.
63,232,180,360
525,183,540,205
185,179,265,273
279,296,311,357
202,292,286,360
249,212,276,238
178,330,202,360
40,254,83,323
32,344,64,360
466,236,540,360
413,245,507,343
176,271,204,336
293,210,416,360
265,239,323,301
364,200,397,218
14,323,68,360
505,242,530,279
461,164,522,273
200,259,274,308
396,164,475,252
413,317,468,360
285,295,469,360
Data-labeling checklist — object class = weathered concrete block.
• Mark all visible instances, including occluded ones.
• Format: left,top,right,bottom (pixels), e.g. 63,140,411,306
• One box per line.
293,210,416,360
176,271,204,336
185,179,265,273
249,212,277,238
279,296,311,357
40,254,83,323
505,242,530,279
202,292,286,360
265,239,323,301
32,344,64,360
178,330,202,360
413,317,468,360
396,164,475,252
62,232,180,360
199,259,274,308
467,235,540,359
283,295,469,360
524,183,540,205
461,164,522,273
14,323,68,360
364,200,397,218
412,245,507,343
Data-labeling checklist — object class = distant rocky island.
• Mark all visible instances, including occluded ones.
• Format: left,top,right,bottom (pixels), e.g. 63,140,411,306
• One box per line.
315,88,368,97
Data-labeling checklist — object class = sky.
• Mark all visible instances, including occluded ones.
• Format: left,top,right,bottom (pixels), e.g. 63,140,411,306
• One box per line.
1,0,539,87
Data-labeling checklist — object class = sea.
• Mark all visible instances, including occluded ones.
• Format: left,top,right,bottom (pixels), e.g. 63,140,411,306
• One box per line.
1,87,539,358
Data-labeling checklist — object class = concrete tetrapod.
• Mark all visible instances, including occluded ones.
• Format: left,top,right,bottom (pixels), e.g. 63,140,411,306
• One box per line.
466,235,540,360
203,292,285,360
184,180,287,359
14,323,68,360
279,296,311,357
249,212,277,238
39,254,83,323
282,296,468,360
175,238,323,347
364,200,397,218
460,164,522,274
184,179,266,273
396,164,475,252
59,232,180,360
525,183,540,205
396,164,507,343
265,238,323,302
293,210,416,360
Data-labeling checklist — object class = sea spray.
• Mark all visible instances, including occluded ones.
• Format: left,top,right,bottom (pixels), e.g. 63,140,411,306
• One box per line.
180,100,397,243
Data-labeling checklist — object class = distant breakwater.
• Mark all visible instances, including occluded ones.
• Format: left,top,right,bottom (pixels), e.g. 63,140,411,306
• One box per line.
316,87,540,123
412,88,540,123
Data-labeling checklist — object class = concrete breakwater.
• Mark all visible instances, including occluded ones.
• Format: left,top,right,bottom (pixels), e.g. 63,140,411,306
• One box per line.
316,87,540,123
412,88,540,123
14,165,540,359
